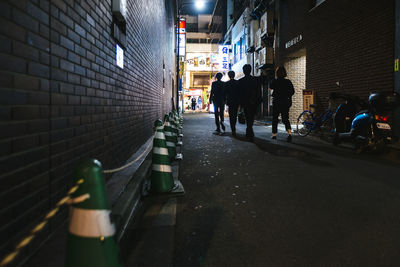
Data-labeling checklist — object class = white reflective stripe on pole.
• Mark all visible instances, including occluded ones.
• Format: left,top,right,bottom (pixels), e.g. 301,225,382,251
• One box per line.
155,132,165,140
152,164,172,172
153,147,169,155
166,141,175,147
69,208,115,237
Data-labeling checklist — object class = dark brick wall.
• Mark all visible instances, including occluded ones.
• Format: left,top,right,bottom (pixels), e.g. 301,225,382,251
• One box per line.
0,0,176,264
277,0,394,109
306,0,394,106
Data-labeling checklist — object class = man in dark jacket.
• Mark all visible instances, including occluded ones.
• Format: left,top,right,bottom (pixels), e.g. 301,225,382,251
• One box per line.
210,73,225,133
224,71,240,136
238,64,262,140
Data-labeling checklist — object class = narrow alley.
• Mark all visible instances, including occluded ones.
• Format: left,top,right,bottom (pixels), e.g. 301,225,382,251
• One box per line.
1,0,400,266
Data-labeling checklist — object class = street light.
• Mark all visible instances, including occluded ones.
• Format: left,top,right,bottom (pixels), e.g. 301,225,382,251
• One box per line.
195,0,205,10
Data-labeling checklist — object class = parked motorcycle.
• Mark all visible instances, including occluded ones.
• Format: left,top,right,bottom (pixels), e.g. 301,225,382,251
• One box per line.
330,92,367,134
332,91,400,152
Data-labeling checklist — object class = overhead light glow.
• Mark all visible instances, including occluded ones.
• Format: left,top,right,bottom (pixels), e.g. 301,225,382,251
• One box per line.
195,0,205,10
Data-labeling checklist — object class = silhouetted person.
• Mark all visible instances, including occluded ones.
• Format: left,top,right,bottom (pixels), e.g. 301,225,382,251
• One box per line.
269,66,295,142
210,73,225,133
191,97,196,110
239,64,262,140
224,71,240,136
198,96,202,109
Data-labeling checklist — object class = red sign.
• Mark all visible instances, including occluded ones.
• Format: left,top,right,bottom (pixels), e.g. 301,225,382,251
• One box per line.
187,89,203,96
177,19,186,33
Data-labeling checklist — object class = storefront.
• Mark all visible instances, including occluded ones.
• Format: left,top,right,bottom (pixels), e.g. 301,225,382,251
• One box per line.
183,52,216,111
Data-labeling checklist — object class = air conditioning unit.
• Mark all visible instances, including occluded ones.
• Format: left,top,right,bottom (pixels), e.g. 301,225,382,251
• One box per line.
255,29,261,50
254,50,259,62
249,19,259,48
260,11,274,36
259,47,274,65
254,59,261,76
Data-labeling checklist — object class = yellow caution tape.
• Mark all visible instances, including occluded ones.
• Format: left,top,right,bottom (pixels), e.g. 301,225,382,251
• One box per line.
0,179,85,267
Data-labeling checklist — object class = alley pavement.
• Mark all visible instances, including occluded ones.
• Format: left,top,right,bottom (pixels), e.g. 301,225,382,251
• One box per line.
128,112,400,267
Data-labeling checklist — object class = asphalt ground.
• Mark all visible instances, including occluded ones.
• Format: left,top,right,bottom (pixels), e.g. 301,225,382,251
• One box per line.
128,112,400,267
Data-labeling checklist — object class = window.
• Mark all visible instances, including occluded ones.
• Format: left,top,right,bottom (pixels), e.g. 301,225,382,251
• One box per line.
233,35,247,64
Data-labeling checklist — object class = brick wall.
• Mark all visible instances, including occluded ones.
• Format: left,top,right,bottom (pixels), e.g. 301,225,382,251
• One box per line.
284,55,306,122
277,0,394,111
0,0,176,264
306,0,394,108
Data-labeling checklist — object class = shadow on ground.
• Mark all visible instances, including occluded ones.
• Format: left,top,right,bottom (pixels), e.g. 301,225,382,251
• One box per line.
173,207,223,267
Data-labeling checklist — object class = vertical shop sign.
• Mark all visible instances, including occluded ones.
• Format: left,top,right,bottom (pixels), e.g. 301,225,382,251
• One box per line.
218,45,230,71
303,89,314,111
395,58,399,72
177,18,186,57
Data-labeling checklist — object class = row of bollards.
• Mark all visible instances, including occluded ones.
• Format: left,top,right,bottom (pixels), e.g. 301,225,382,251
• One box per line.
151,111,184,193
64,110,184,267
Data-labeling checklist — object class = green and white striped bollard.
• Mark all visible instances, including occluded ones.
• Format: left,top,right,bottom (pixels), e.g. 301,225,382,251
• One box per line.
151,119,175,192
169,112,182,147
163,114,178,160
66,159,122,267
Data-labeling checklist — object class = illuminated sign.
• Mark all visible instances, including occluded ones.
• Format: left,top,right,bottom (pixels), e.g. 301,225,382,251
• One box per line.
218,45,230,71
177,19,186,34
186,53,213,71
177,18,186,57
285,34,302,49
116,44,124,68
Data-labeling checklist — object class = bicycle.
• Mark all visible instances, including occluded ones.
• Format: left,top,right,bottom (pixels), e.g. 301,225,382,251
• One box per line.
296,99,334,137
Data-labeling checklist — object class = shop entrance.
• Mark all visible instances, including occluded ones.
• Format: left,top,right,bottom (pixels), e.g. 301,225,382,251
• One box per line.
184,73,211,111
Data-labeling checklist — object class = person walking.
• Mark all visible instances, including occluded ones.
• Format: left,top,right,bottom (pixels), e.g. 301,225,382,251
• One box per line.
224,71,240,136
238,64,262,141
210,73,226,133
269,66,295,142
191,97,197,111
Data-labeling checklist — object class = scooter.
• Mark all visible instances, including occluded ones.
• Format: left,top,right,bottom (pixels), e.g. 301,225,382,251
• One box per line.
332,92,400,152
330,92,367,134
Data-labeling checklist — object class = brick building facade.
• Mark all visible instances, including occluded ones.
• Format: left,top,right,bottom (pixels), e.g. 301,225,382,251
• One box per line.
0,0,176,263
284,56,306,122
276,0,395,121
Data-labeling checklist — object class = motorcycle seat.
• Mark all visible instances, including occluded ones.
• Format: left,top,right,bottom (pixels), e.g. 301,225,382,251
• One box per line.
355,110,369,116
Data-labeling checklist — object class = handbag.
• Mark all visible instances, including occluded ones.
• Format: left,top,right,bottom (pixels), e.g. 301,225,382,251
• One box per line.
238,111,246,124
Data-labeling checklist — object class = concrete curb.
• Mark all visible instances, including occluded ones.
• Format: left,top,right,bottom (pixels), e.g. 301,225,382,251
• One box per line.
112,158,152,243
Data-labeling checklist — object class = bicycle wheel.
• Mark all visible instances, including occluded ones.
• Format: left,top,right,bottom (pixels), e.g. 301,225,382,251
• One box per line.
297,111,313,137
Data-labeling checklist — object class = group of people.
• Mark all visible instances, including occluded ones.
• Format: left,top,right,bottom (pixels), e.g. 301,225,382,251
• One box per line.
209,64,295,142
